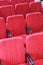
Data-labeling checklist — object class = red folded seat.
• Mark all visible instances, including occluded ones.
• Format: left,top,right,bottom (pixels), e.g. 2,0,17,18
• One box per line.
26,32,43,65
26,12,43,34
0,5,15,19
0,37,26,65
29,2,42,13
6,15,26,44
15,3,30,18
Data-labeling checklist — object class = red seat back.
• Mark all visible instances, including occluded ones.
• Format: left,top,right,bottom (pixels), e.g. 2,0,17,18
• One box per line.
9,0,23,5
15,3,30,18
0,37,25,65
29,2,42,13
26,32,43,61
0,0,9,6
26,12,43,33
6,15,26,36
24,0,34,3
9,0,34,5
0,5,15,18
0,17,6,39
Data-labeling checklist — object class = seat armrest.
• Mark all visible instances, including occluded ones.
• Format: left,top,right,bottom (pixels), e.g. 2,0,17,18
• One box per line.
0,60,2,65
0,63,1,65
26,26,32,34
25,53,34,65
6,29,12,38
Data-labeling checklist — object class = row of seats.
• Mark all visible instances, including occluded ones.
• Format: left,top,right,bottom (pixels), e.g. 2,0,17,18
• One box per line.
0,0,34,6
10,0,34,5
0,2,42,19
0,32,43,65
15,2,42,18
0,12,43,41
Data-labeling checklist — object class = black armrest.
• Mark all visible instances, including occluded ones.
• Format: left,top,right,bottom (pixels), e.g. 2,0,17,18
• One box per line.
6,29,12,38
0,60,2,65
26,26,32,34
25,53,34,65
0,62,1,65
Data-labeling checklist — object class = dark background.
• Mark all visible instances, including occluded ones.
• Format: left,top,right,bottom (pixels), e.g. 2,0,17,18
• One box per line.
41,0,43,1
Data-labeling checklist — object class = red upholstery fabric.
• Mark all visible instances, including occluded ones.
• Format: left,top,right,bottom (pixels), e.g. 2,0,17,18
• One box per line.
26,32,43,61
6,15,26,36
19,34,27,44
24,0,34,3
29,2,42,13
9,0,23,5
29,59,43,65
17,63,26,65
9,0,34,5
15,3,30,18
0,5,15,18
0,37,25,65
42,10,43,14
34,59,43,65
0,0,9,6
26,12,43,33
0,17,6,39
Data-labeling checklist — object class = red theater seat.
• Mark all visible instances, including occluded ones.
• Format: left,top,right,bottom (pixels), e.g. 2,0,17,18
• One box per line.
9,0,34,5
26,32,43,65
0,5,15,19
15,3,30,18
6,15,26,44
29,2,42,13
0,17,6,39
0,37,26,65
26,12,43,34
